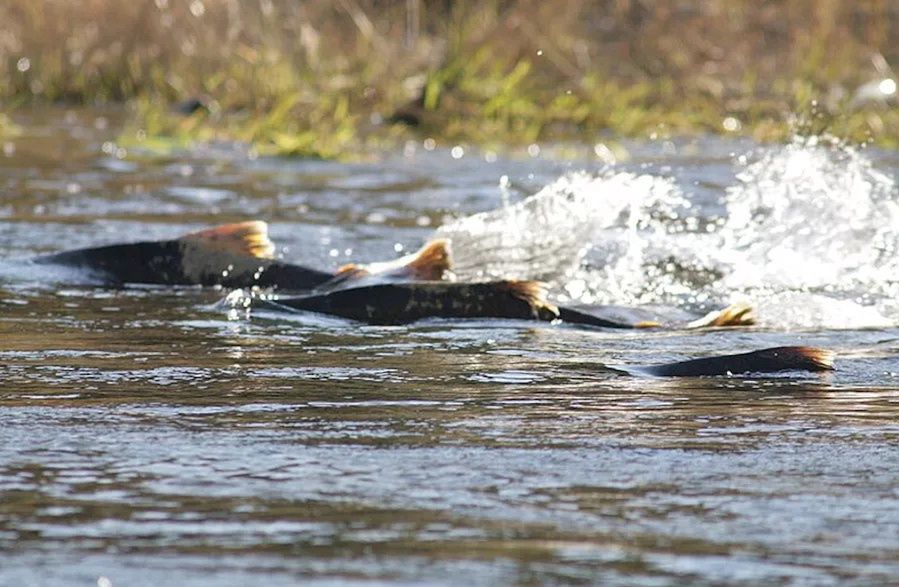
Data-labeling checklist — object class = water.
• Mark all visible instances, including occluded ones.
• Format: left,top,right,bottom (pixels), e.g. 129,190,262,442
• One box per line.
1,108,898,586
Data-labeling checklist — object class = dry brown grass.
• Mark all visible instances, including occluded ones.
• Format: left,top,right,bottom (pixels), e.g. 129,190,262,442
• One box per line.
1,0,897,153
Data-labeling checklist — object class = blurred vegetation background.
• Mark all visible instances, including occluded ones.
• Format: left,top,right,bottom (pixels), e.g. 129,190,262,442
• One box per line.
1,0,897,156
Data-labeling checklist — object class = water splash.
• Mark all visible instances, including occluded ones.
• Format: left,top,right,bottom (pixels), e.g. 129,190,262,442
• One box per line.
436,171,686,283
720,137,898,293
440,138,899,329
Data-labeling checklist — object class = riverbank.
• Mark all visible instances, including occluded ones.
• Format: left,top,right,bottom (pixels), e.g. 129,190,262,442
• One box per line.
1,1,897,156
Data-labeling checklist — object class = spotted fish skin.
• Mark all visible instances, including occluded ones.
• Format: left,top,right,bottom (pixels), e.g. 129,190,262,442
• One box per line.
270,281,559,325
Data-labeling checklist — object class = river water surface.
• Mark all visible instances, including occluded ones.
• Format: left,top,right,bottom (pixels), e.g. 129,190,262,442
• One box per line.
1,109,898,586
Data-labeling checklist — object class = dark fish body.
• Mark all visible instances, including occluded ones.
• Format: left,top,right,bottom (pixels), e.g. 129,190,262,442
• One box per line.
35,241,333,289
557,301,755,329
631,346,834,377
262,281,753,330
269,281,559,325
557,304,645,329
31,222,451,291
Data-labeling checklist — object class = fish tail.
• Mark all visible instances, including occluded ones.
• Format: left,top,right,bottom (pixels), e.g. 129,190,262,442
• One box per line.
762,346,835,370
498,280,560,321
685,301,756,329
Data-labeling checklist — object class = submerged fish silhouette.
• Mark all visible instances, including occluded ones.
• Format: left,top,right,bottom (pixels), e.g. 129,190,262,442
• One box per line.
34,221,452,290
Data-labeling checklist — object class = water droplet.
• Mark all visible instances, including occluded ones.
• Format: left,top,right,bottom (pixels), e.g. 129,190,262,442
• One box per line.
593,143,616,164
722,116,742,132
16,57,30,72
451,145,464,159
189,0,205,17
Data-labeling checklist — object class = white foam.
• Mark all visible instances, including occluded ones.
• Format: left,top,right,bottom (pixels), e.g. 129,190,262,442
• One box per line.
438,137,899,329
436,171,686,283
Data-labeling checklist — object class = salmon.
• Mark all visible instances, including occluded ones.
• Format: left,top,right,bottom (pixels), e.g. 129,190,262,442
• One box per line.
34,221,452,290
557,300,755,329
260,280,755,329
263,280,559,324
624,346,835,377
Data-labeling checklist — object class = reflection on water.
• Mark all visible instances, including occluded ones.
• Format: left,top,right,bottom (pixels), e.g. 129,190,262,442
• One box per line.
1,109,898,586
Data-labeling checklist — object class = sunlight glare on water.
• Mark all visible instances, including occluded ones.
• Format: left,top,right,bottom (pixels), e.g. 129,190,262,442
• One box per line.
437,171,686,286
0,110,898,586
441,136,899,329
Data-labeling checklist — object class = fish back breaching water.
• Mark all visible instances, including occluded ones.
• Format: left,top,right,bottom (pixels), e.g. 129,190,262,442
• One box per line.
32,221,453,290
34,221,332,288
255,280,755,329
557,300,754,329
625,346,835,377
264,280,560,325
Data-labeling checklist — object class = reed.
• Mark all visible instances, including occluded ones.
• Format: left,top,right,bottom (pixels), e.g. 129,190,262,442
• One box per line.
1,0,896,155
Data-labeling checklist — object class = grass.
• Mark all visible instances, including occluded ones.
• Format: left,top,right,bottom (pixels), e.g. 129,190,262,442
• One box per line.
1,0,897,156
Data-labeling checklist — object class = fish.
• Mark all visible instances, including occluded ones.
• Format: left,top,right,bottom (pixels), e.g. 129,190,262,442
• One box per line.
260,280,754,329
33,221,452,290
557,300,755,329
623,346,835,377
261,280,559,324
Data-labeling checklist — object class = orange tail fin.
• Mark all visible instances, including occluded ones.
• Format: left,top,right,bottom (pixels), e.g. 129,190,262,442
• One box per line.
498,280,560,321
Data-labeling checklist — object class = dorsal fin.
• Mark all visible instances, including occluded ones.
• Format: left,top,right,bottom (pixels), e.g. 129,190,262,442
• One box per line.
180,221,275,259
498,280,560,321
